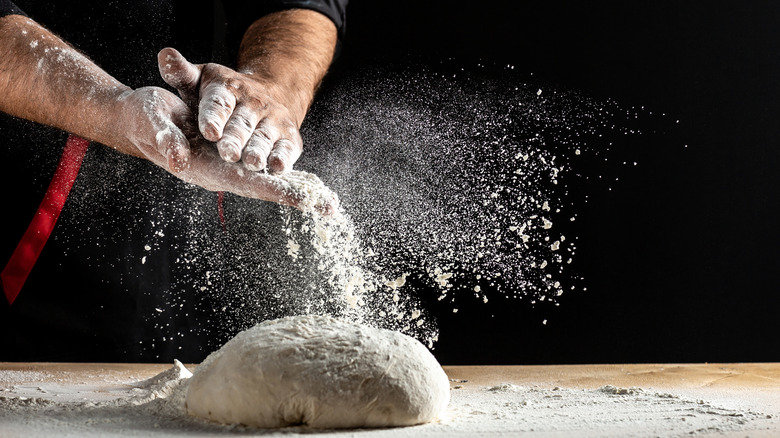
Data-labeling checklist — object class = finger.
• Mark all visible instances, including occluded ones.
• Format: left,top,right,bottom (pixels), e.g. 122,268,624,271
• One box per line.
157,48,202,109
242,123,276,171
267,130,303,174
198,82,237,144
216,104,261,163
156,119,191,173
179,145,338,216
142,89,192,173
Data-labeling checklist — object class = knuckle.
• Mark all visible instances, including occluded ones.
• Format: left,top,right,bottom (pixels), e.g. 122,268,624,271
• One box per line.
228,115,254,133
201,63,225,77
207,92,232,110
253,129,273,143
273,139,295,153
283,133,303,152
225,78,243,91
281,118,298,132
247,134,273,154
199,117,220,132
280,123,301,142
254,123,278,141
245,94,268,111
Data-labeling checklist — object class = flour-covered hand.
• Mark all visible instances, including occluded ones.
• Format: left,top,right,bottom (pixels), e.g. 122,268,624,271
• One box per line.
115,87,335,214
158,47,303,174
177,139,338,216
115,86,194,173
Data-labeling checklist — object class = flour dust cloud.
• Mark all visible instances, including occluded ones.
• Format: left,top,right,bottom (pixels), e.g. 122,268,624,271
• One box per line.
53,62,659,359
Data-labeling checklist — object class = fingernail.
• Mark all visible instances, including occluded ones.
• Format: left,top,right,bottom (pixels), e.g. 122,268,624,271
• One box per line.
268,151,289,173
218,141,241,162
241,147,265,171
199,118,223,142
244,156,265,171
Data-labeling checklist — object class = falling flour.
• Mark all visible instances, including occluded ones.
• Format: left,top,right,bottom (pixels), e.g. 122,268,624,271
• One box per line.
49,61,667,358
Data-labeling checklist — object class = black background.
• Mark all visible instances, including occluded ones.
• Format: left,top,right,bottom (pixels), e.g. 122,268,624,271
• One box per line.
2,1,779,365
332,1,780,364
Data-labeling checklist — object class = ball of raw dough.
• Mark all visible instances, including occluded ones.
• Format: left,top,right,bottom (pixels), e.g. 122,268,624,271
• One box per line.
186,315,450,428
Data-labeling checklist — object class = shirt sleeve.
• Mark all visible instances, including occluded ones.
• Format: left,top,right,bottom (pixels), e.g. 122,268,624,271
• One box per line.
0,0,25,17
226,0,348,40
276,0,348,37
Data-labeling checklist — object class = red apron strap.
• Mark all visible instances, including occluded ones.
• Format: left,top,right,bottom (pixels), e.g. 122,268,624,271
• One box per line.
2,135,90,305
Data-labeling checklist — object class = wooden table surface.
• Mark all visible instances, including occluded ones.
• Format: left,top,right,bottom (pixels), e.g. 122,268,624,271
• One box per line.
1,362,778,437
3,361,779,387
2,361,778,406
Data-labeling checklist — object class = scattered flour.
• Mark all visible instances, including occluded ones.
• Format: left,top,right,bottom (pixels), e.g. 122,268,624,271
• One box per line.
0,363,775,437
286,238,300,259
269,171,440,345
54,62,664,358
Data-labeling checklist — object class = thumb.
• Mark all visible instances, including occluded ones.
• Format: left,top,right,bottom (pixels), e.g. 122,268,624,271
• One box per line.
149,90,194,174
158,47,202,110
158,117,192,174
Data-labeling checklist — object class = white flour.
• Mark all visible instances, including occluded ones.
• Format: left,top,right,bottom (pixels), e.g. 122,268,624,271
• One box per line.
0,363,776,437
273,170,439,346
52,63,674,357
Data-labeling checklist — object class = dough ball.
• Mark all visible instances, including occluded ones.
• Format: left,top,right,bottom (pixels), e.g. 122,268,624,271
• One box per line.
186,315,450,428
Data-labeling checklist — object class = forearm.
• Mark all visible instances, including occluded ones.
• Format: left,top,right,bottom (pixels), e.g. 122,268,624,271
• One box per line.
0,14,138,156
237,9,337,127
0,11,336,211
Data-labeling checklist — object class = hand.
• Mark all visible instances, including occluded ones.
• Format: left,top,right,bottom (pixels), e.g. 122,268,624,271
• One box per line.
113,86,195,173
114,87,336,215
178,140,339,216
157,47,303,174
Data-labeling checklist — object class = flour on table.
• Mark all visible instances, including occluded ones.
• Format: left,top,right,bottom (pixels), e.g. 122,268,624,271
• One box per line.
185,315,450,429
0,362,776,437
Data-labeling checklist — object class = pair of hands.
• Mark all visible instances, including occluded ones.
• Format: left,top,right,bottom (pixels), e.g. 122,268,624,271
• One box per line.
119,48,335,214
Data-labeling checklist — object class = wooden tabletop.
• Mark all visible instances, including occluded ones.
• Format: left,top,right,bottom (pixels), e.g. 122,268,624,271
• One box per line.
2,361,778,404
1,362,779,437
3,361,779,386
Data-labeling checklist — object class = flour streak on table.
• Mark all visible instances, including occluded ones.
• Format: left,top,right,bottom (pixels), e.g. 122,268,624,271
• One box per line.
1,362,779,437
